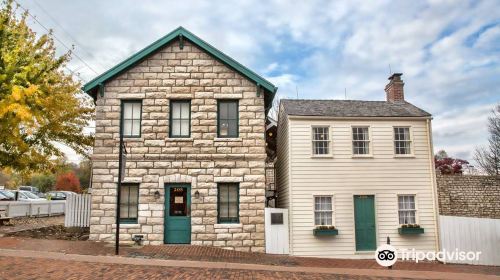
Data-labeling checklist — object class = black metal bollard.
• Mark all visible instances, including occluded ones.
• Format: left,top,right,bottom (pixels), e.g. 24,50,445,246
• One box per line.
387,236,392,269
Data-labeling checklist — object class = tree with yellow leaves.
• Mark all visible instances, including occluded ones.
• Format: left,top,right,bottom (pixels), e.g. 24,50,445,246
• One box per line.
0,0,94,173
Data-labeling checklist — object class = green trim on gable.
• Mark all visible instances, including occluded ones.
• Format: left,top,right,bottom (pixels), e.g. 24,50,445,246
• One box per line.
83,26,277,99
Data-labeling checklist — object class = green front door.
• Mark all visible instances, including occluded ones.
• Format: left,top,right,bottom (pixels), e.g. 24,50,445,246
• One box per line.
354,195,376,251
164,184,191,244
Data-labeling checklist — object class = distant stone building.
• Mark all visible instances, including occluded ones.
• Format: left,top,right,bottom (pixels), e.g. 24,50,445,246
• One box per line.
83,27,277,252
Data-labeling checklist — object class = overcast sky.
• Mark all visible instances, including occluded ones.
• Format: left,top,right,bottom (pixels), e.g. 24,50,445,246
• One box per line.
16,0,499,165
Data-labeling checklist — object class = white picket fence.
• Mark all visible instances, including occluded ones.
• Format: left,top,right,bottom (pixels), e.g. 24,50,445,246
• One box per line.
64,194,91,227
0,201,65,218
440,215,500,266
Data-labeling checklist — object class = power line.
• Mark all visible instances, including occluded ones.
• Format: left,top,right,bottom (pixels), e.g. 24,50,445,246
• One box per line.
13,0,99,75
30,0,109,70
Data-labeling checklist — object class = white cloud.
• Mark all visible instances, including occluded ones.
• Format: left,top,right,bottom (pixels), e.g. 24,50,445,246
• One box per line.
16,0,499,163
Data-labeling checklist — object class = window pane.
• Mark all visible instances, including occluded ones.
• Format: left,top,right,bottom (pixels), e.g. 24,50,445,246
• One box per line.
132,103,141,119
120,206,129,218
172,120,181,136
132,120,141,136
180,120,189,136
121,185,129,202
124,103,133,119
123,120,132,136
220,185,228,196
227,102,237,119
228,120,237,136
315,197,322,211
219,103,228,119
172,102,181,119
181,102,190,118
220,121,229,136
129,186,138,204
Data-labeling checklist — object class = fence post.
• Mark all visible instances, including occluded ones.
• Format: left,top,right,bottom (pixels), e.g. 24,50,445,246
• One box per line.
6,202,10,217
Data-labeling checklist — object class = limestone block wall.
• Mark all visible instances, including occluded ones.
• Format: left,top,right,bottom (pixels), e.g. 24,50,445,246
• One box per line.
436,175,500,219
89,39,267,252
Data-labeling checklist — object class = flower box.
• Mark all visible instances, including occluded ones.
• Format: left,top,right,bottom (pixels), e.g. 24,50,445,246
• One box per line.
398,227,424,235
313,227,339,236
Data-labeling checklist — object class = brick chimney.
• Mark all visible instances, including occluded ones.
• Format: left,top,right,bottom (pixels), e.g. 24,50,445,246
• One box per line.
385,73,405,102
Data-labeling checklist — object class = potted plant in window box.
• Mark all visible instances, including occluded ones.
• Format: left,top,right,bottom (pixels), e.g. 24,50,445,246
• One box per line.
313,225,338,236
398,224,424,234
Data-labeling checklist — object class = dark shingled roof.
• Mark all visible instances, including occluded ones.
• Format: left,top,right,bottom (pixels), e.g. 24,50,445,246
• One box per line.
281,99,431,118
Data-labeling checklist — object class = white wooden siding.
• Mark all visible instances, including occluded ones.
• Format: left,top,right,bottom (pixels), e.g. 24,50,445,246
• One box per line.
440,215,500,266
284,118,438,258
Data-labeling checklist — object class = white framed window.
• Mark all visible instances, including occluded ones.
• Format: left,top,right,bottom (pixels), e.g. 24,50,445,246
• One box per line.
398,195,417,224
312,126,330,155
314,196,333,225
394,127,412,155
352,126,370,155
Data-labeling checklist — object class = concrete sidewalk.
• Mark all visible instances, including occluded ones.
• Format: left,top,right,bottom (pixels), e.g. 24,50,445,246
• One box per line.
0,248,498,280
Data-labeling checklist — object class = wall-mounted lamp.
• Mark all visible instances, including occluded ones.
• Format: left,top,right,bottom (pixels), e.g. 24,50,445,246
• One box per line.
154,191,160,199
194,190,200,199
256,83,261,97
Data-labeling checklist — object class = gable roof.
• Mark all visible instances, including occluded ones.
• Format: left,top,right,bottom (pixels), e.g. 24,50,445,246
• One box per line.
281,99,431,118
82,26,277,101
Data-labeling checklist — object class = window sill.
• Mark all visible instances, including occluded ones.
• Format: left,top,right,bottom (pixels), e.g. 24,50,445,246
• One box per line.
214,223,242,228
394,155,415,158
166,138,193,142
351,155,373,158
123,137,143,142
112,223,140,229
214,137,242,142
311,155,333,158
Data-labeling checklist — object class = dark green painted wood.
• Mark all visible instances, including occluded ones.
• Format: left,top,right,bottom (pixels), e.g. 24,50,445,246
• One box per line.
354,195,376,251
313,229,338,236
82,27,277,99
398,227,424,234
164,184,191,244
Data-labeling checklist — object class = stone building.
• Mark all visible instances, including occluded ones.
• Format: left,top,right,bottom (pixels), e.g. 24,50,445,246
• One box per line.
436,174,499,219
83,27,277,252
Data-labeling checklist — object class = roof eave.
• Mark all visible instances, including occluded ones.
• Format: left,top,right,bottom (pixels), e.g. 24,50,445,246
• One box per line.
286,115,432,120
